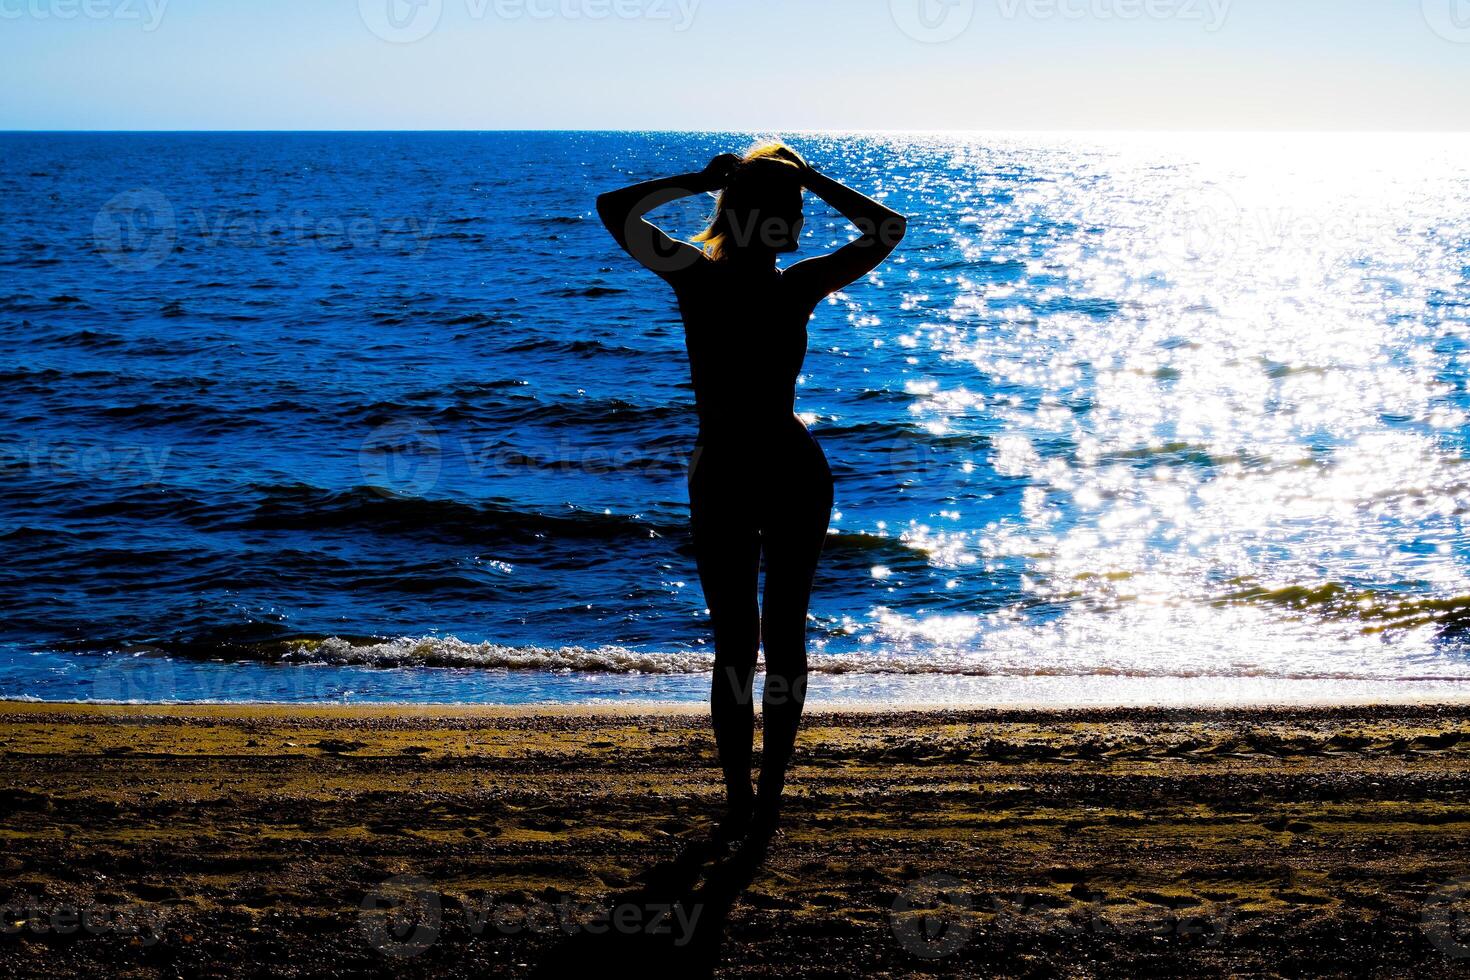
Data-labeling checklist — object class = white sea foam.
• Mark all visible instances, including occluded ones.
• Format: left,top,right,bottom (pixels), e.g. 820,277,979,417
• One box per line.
277,635,1470,682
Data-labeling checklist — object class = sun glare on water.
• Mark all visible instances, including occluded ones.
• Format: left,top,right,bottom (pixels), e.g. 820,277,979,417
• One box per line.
807,132,1470,688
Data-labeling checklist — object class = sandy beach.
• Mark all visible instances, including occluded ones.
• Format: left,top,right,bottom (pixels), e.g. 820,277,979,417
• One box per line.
3,700,1470,978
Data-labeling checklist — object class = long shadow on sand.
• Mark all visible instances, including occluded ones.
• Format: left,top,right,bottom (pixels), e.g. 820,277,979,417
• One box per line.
530,835,770,979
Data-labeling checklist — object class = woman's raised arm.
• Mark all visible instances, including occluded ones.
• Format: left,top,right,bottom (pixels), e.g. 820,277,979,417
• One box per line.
785,165,907,302
596,154,739,281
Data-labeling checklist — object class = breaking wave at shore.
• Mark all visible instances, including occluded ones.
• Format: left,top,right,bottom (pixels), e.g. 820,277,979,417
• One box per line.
250,634,1470,683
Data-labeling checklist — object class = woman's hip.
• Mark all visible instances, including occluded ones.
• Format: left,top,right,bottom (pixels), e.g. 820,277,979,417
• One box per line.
687,431,832,489
688,435,832,527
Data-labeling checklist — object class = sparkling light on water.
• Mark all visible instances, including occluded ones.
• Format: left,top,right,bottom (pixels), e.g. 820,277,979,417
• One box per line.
4,132,1470,704
807,132,1470,685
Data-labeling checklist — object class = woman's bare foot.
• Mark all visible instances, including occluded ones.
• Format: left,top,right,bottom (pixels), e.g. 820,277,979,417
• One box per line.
711,797,754,848
747,797,781,844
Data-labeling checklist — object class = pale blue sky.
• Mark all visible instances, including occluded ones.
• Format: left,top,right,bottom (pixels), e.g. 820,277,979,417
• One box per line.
2,0,1467,130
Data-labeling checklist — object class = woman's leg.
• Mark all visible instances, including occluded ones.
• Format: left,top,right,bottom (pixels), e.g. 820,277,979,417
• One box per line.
754,450,834,824
690,463,763,819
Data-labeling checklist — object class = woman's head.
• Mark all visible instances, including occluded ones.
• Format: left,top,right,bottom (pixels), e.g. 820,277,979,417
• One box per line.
694,141,806,262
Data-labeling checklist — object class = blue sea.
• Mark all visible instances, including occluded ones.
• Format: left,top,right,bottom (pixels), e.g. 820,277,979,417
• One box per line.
3,130,1470,705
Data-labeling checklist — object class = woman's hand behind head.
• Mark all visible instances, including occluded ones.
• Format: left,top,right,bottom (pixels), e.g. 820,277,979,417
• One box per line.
701,153,742,191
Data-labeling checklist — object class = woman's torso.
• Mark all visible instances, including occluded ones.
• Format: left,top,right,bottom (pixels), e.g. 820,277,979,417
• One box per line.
674,261,816,449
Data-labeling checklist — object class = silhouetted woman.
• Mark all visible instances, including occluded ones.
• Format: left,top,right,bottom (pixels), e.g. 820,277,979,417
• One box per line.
597,142,906,845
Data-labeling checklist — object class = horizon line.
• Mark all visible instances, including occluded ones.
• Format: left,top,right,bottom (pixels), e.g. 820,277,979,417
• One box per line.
4,127,1470,136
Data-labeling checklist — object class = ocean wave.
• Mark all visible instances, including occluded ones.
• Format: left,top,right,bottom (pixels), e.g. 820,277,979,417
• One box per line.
242,484,684,542
1215,583,1470,634
818,419,983,449
503,338,648,358
249,635,1470,682
25,480,935,561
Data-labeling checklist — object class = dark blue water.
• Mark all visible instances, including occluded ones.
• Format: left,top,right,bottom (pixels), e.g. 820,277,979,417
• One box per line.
4,131,1470,703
